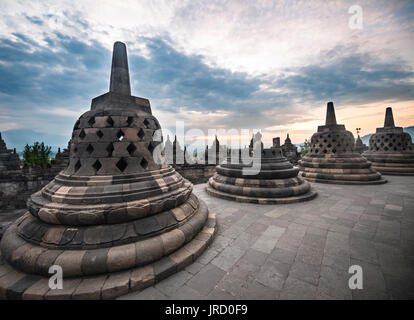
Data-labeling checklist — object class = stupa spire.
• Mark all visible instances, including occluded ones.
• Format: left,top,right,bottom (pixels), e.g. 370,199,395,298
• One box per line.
325,102,337,125
109,41,131,95
384,107,395,127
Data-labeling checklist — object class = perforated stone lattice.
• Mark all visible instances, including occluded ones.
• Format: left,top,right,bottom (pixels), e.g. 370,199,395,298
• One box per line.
368,132,414,152
67,112,162,175
309,130,355,155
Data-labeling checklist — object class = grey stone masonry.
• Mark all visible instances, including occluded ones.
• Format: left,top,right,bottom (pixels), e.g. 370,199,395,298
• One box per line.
119,175,414,300
299,102,386,185
363,107,414,176
207,136,317,204
0,41,216,299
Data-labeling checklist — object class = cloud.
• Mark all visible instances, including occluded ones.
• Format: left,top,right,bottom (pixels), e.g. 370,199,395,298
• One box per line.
0,0,413,146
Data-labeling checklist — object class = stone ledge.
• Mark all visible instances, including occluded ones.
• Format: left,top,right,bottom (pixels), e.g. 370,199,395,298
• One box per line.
0,204,217,300
205,184,317,204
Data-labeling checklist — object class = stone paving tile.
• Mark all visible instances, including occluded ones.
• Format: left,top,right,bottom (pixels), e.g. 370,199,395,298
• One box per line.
240,280,280,300
280,277,318,300
3,176,412,300
186,264,226,296
289,261,320,286
185,262,205,275
197,248,220,265
119,286,168,300
251,225,285,254
242,248,268,266
154,270,193,297
174,285,206,300
255,259,287,290
211,245,245,272
269,247,296,265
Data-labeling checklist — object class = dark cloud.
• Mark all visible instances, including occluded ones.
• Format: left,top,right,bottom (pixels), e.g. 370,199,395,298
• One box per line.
275,46,414,105
0,32,109,104
129,37,262,113
0,33,413,145
25,15,43,25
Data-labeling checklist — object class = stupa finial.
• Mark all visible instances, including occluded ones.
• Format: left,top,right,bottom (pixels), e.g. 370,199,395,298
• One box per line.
384,107,395,127
109,41,131,95
325,102,337,125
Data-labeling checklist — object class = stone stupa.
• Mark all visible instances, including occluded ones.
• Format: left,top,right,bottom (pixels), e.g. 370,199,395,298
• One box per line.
0,132,20,172
355,135,368,154
206,132,316,204
280,134,300,164
299,102,386,184
0,42,216,300
363,107,414,175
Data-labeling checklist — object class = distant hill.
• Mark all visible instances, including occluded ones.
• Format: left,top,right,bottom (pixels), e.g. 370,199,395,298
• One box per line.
361,126,414,145
1,129,69,153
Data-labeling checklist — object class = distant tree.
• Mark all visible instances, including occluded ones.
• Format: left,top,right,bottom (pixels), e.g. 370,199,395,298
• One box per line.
23,142,52,168
300,139,311,157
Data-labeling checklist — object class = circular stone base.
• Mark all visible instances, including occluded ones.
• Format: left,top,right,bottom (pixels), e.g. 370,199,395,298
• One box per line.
0,203,217,300
205,185,317,204
299,175,387,185
370,166,414,176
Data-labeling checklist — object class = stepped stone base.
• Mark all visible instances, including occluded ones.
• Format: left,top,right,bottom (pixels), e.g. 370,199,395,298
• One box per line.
0,207,217,300
371,167,414,176
298,172,387,185
206,184,316,204
363,153,414,176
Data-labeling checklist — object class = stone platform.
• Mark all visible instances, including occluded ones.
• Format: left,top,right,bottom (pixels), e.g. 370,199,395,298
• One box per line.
1,176,413,300
0,207,216,300
120,176,414,300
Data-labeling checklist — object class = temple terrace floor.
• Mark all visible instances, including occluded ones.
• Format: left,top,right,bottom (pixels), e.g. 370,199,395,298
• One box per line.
1,176,414,300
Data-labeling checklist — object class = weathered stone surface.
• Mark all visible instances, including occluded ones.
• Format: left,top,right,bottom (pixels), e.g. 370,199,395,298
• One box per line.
0,41,216,300
207,135,317,204
299,102,386,185
363,107,414,176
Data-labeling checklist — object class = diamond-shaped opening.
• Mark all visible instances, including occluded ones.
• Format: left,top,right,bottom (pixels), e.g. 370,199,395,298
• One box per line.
92,160,102,172
74,159,81,172
127,116,134,126
74,120,80,130
107,116,114,127
116,158,128,172
148,142,155,154
86,144,94,154
332,148,337,153
117,129,124,141
140,157,148,169
127,143,137,156
106,143,114,157
143,118,151,128
137,128,145,140
79,129,86,139
88,117,95,126
96,130,104,138
127,143,136,155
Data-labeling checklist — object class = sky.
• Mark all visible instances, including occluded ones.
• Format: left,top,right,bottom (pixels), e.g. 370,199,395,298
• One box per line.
0,0,413,148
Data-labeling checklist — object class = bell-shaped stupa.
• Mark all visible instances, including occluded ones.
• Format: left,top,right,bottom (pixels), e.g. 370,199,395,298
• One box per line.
0,132,20,172
0,42,216,300
298,102,386,184
363,107,414,175
206,133,316,204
